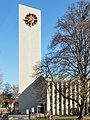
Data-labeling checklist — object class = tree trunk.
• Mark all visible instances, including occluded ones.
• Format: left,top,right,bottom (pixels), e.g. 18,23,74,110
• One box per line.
84,102,88,116
78,105,85,120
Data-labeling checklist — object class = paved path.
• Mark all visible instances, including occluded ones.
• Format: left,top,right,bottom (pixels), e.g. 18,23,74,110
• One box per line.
0,113,44,120
8,115,29,120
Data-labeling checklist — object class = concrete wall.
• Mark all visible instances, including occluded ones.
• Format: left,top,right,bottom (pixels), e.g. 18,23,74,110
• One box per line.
19,4,41,94
47,81,90,115
19,77,47,114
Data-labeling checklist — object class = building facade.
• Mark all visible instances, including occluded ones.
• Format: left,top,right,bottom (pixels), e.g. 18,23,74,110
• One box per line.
47,81,90,115
18,4,90,115
19,4,41,113
19,4,41,94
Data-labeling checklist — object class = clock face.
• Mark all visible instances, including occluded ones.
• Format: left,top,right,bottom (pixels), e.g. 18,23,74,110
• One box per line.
23,13,38,27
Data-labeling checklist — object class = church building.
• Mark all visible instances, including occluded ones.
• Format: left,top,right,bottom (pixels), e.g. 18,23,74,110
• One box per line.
18,4,90,116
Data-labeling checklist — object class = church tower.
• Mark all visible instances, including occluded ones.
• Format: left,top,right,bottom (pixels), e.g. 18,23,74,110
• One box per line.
19,4,41,94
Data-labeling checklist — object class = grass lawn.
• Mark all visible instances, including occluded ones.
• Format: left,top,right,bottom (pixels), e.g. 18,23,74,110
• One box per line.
30,116,90,120
54,116,90,120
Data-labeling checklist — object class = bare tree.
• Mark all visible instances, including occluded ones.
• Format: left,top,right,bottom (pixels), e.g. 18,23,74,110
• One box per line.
34,1,90,120
0,74,3,105
11,84,19,98
49,1,90,120
0,74,3,91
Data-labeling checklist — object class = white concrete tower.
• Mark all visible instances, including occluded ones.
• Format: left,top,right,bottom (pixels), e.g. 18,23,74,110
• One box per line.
19,4,41,94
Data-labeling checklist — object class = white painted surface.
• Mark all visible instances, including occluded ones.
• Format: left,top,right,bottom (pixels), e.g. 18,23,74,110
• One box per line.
47,82,50,112
57,83,59,115
19,4,41,93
